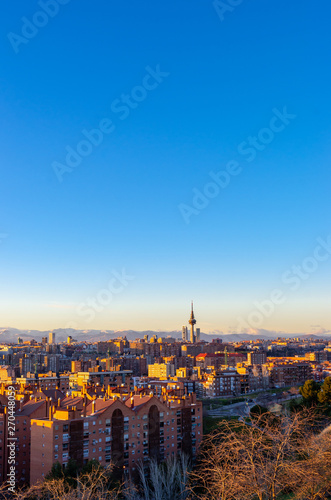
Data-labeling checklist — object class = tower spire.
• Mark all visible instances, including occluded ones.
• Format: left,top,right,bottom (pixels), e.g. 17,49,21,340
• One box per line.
188,301,196,343
190,301,195,320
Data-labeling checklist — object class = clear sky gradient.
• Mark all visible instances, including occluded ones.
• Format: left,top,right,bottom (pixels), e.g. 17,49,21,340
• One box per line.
0,1,330,334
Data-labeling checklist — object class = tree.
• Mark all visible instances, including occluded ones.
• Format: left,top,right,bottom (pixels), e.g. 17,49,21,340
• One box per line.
45,461,64,481
191,410,328,500
124,454,190,500
80,459,102,475
294,427,331,499
12,464,119,500
318,376,331,405
250,404,268,417
299,379,320,405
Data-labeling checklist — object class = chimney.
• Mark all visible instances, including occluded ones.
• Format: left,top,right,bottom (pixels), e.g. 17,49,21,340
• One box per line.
92,400,96,414
131,396,134,408
49,404,53,420
58,398,61,408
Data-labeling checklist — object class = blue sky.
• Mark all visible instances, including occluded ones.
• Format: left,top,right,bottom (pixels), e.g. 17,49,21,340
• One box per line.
0,1,330,334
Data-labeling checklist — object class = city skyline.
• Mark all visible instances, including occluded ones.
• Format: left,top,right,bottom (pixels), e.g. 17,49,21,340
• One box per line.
1,2,330,334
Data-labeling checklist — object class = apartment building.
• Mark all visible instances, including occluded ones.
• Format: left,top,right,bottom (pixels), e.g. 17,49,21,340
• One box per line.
148,363,175,378
30,392,202,484
68,370,132,391
265,360,313,388
247,351,267,365
0,398,47,487
196,370,241,398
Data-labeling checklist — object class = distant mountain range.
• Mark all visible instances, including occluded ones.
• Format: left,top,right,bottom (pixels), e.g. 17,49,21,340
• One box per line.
0,327,330,344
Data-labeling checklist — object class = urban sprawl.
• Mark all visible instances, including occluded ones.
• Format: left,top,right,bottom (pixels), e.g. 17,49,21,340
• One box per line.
0,305,330,487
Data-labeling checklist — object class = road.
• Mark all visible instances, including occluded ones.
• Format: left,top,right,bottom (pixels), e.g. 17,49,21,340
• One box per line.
205,393,301,418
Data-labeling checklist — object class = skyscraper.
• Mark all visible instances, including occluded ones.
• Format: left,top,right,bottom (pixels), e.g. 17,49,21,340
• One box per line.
182,326,188,342
49,332,56,344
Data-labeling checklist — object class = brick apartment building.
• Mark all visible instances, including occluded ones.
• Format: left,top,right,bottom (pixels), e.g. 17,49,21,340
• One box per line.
0,398,48,487
196,369,241,398
195,352,246,370
266,360,313,387
247,351,267,365
30,392,202,484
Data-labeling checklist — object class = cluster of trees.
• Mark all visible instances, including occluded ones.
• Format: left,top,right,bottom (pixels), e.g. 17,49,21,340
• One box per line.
1,455,190,500
193,410,331,500
299,376,331,408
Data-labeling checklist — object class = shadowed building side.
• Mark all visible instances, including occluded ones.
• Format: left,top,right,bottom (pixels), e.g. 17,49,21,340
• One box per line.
111,408,124,474
181,407,193,459
148,404,160,462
